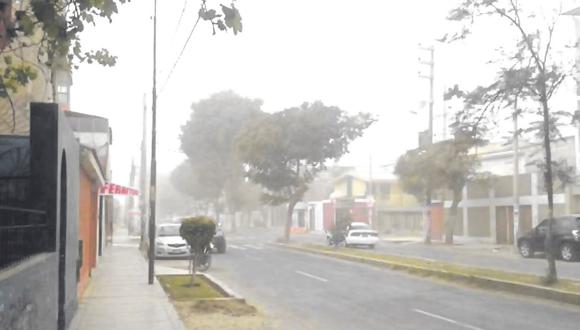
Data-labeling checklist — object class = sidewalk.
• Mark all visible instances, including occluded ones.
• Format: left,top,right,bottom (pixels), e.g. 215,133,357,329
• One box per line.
69,232,185,330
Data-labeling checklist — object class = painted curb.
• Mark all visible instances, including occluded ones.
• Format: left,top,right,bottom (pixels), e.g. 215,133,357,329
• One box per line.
276,243,580,306
157,273,246,303
200,273,246,302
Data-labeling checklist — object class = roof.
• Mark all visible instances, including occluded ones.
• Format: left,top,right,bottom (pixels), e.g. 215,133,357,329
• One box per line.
333,165,397,184
65,111,110,133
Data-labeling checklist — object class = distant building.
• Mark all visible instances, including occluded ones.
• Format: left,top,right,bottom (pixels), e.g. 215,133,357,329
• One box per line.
437,137,580,244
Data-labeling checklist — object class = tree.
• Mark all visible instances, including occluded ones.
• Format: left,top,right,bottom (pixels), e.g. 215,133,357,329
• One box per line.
170,160,221,204
395,134,478,245
223,177,262,231
1,1,128,99
179,91,263,223
1,0,243,131
444,0,572,283
179,216,216,286
236,101,375,241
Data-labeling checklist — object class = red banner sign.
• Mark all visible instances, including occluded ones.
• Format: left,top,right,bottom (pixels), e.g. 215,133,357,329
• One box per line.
99,183,140,196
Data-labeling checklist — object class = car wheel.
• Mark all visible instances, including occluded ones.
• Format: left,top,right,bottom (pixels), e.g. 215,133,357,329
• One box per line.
560,242,577,262
518,240,533,258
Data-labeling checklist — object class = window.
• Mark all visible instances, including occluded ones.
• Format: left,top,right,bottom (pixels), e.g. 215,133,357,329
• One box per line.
158,225,180,237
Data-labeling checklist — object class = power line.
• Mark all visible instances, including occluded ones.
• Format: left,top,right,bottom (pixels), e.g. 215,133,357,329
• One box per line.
171,0,189,42
160,15,201,94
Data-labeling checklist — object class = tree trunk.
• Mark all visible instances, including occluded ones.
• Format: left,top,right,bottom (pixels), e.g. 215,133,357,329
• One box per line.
424,187,432,245
284,200,298,242
190,252,197,287
540,91,557,284
445,191,461,245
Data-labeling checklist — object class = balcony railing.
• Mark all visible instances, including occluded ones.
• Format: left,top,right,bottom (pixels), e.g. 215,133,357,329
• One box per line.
0,205,49,270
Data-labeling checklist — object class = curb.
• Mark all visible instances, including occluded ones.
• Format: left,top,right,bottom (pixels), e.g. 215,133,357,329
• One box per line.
200,273,246,302
157,273,246,304
276,243,580,306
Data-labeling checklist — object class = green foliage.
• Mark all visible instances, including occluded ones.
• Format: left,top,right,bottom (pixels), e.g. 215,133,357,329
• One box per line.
198,1,243,35
395,135,478,202
0,62,37,96
443,0,568,277
237,101,375,205
0,0,128,100
178,91,263,210
221,3,242,35
179,216,216,255
170,160,222,202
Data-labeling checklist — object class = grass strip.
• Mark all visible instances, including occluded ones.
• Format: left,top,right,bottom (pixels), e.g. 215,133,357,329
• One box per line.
158,274,224,301
295,243,580,293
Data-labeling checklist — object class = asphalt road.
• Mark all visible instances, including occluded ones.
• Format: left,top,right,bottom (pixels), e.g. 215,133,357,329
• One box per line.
158,229,580,330
285,229,580,281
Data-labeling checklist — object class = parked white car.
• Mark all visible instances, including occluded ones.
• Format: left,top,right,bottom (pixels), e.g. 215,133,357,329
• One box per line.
155,224,190,258
344,222,379,248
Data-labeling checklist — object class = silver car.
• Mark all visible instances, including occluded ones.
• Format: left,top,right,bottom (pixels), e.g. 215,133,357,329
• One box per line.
155,224,190,258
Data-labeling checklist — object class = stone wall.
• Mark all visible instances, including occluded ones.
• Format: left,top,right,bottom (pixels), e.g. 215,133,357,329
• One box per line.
0,103,80,330
0,254,58,330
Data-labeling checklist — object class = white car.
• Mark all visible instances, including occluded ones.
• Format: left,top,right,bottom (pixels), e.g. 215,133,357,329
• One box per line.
155,224,190,258
344,222,379,248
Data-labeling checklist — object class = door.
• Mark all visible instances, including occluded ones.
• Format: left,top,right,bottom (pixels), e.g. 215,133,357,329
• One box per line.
430,203,443,240
532,220,548,251
496,206,514,244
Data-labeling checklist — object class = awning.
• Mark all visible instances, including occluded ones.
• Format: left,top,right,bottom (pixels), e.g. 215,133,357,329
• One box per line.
99,183,139,196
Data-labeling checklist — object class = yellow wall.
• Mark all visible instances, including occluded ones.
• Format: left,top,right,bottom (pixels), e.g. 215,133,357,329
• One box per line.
332,176,368,198
334,180,348,197
332,177,420,208
383,182,419,208
352,179,367,197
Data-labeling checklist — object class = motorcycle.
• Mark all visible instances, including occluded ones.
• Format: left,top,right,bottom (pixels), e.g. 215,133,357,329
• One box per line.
189,243,212,272
326,230,346,247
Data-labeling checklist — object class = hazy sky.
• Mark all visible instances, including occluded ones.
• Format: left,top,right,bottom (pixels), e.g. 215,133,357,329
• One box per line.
70,0,580,185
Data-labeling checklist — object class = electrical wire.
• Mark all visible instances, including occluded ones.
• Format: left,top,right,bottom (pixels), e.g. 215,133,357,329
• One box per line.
159,15,201,95
171,0,189,42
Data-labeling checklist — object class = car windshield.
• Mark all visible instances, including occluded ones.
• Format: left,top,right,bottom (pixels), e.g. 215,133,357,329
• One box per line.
350,223,370,230
157,226,180,237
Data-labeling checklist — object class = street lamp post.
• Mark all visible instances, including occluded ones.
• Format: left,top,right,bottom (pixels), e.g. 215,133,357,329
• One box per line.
148,0,158,285
419,45,435,244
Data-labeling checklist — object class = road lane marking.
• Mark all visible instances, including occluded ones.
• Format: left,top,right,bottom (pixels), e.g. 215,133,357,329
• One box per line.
295,270,328,282
228,244,247,250
413,309,484,330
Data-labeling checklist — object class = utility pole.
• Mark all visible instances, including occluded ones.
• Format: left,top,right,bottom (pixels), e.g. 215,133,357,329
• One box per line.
148,0,158,285
127,159,136,232
419,44,434,244
513,98,520,246
139,94,148,247
368,154,375,229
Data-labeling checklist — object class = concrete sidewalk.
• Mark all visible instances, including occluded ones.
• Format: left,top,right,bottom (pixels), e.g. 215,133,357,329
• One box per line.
69,233,185,330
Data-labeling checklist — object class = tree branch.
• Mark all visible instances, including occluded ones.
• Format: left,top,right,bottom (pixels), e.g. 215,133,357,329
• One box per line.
491,1,544,72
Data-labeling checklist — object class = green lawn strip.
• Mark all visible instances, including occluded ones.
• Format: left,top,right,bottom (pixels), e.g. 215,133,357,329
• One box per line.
188,299,258,316
158,275,224,301
297,243,580,293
